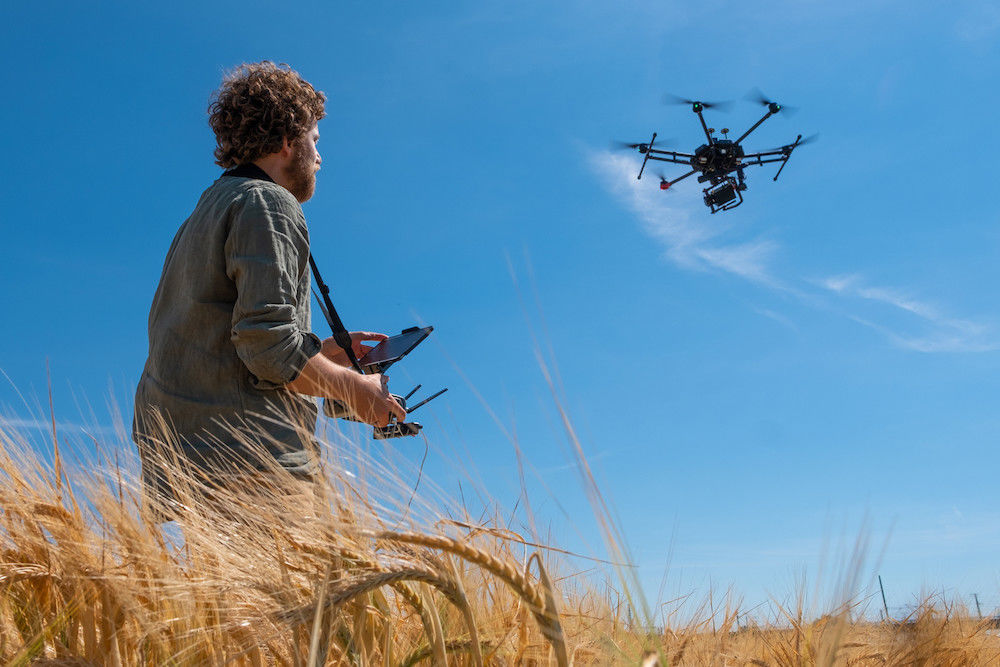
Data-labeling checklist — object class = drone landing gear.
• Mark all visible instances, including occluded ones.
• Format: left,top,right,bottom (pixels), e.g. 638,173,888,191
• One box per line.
703,177,743,214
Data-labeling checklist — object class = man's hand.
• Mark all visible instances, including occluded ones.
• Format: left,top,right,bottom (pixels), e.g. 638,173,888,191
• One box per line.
320,331,388,367
286,349,406,428
350,373,406,427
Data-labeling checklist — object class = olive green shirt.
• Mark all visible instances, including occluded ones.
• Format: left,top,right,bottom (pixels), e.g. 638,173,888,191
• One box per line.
133,166,322,503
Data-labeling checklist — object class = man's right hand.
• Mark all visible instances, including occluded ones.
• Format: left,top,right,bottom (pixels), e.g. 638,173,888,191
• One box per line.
349,372,406,427
286,349,406,427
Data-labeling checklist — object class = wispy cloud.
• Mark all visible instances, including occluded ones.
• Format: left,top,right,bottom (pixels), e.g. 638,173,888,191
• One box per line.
751,306,799,332
818,274,996,352
592,151,997,352
822,274,941,319
590,152,783,287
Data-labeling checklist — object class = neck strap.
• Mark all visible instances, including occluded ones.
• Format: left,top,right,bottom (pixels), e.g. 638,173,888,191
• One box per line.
309,255,364,374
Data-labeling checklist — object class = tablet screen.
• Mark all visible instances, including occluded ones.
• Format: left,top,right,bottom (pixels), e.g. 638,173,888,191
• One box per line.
358,326,432,369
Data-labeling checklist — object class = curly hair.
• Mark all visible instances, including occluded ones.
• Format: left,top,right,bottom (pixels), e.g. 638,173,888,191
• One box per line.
208,62,326,168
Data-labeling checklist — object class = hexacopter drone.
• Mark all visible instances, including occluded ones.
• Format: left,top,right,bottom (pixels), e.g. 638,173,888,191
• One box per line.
619,91,816,213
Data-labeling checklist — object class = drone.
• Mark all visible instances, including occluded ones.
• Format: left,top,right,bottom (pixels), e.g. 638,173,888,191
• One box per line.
618,91,816,213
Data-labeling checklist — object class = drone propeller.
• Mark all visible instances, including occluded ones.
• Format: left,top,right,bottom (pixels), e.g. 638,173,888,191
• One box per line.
653,171,675,191
611,137,673,153
781,133,819,150
664,93,733,111
760,133,819,155
745,88,798,116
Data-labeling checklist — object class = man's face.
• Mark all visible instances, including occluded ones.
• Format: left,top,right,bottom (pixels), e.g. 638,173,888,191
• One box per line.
283,124,321,203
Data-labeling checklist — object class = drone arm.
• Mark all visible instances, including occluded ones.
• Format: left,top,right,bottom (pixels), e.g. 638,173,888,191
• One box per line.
667,169,697,186
646,153,696,166
734,110,774,145
741,154,787,165
741,157,786,167
741,135,802,180
647,147,696,159
695,107,714,144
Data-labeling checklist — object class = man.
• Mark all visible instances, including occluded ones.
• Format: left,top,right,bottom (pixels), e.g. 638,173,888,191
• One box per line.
133,62,404,516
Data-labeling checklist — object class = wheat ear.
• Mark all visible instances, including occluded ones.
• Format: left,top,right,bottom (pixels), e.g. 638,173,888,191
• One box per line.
277,566,463,626
375,530,569,667
375,531,545,610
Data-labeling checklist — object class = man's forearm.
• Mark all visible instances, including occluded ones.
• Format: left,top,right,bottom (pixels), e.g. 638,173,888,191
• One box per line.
285,352,357,399
285,348,404,427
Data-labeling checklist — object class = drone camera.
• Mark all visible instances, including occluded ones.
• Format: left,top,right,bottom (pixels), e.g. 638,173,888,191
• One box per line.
703,177,743,213
705,182,736,207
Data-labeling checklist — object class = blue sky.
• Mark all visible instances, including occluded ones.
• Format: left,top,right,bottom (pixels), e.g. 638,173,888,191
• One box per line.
2,1,1000,620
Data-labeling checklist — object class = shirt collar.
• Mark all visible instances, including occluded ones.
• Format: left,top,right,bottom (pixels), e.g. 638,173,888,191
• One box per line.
222,163,275,183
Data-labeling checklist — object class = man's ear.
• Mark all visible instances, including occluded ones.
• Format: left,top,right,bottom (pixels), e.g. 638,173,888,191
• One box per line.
279,136,293,158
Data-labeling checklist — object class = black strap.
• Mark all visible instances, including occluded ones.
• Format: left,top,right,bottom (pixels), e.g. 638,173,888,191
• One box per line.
309,255,364,374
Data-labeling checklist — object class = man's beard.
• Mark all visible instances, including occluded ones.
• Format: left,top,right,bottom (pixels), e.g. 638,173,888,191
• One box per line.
282,136,316,203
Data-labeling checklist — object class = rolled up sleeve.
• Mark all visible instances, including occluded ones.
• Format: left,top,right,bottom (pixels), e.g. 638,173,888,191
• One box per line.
225,188,321,390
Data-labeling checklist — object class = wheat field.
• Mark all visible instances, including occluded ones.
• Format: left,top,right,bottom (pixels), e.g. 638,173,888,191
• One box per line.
0,411,997,666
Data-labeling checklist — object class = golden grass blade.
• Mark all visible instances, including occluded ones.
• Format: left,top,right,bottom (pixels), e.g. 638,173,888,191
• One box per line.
419,583,447,667
444,554,483,667
306,562,332,667
528,553,568,667
381,609,393,667
352,599,370,666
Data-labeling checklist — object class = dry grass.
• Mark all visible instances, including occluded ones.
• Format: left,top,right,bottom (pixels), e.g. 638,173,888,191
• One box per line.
0,410,997,666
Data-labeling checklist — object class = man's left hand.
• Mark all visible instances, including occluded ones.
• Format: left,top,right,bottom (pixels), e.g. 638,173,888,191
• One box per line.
320,331,389,367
